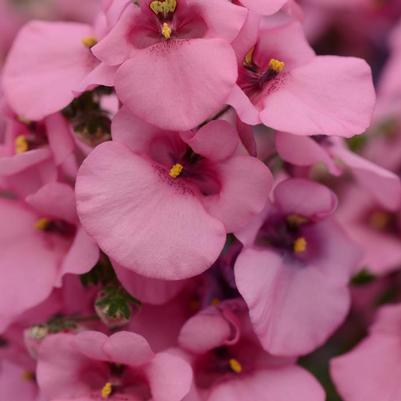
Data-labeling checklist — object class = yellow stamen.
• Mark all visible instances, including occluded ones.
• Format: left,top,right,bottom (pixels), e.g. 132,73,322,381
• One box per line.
211,298,221,306
15,135,29,154
150,0,176,17
268,58,285,73
369,211,390,230
161,22,172,39
229,358,242,374
17,115,31,125
35,217,50,231
287,214,308,226
101,382,112,399
243,47,255,67
81,36,98,48
293,237,307,254
169,163,184,178
21,371,35,381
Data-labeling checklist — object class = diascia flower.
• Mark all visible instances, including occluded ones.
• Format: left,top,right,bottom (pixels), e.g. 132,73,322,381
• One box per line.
228,21,376,136
37,330,192,401
92,0,247,130
0,181,99,332
331,303,401,401
178,300,325,401
234,178,362,356
76,107,272,280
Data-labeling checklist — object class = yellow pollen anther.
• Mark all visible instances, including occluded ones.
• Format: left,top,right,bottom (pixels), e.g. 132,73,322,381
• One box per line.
15,135,29,154
211,298,221,306
21,371,35,381
161,22,172,39
101,382,113,399
229,358,242,374
268,58,285,73
81,36,98,48
294,237,307,254
17,115,31,125
243,47,255,67
369,211,390,230
287,214,308,226
35,217,50,231
150,0,176,17
169,163,184,178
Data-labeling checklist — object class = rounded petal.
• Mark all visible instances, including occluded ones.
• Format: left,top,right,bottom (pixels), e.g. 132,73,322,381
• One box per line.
111,106,168,152
104,331,155,367
45,113,75,166
76,142,226,280
0,199,59,332
25,182,77,224
234,248,351,355
114,261,187,305
203,156,273,232
178,305,238,353
38,333,101,400
180,120,239,161
330,140,401,211
115,39,238,130
2,21,98,120
260,56,375,136
274,178,337,219
146,352,192,401
208,367,324,401
0,148,51,176
0,360,37,401
275,132,341,176
331,334,401,401
226,85,261,126
58,227,99,284
188,0,248,42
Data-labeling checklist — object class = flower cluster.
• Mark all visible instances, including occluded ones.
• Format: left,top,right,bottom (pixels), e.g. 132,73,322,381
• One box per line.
0,1,400,401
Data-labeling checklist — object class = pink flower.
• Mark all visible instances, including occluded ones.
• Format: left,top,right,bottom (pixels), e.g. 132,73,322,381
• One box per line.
0,111,75,177
336,185,401,276
76,107,272,280
0,181,99,332
2,20,100,120
228,21,376,136
37,330,192,401
92,0,247,130
178,300,325,401
234,178,361,356
275,133,401,211
331,303,401,401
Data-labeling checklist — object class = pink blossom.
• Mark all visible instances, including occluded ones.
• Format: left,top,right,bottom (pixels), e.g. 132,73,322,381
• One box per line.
0,181,98,332
76,108,272,280
37,330,192,401
92,0,247,130
275,133,401,211
178,300,325,401
234,178,361,356
331,303,401,401
228,21,375,136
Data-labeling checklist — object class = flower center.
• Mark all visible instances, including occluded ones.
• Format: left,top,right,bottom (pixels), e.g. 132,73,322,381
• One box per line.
15,134,29,154
34,217,76,237
101,382,113,399
228,358,242,374
81,36,98,48
293,237,307,253
161,22,172,39
169,163,184,178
